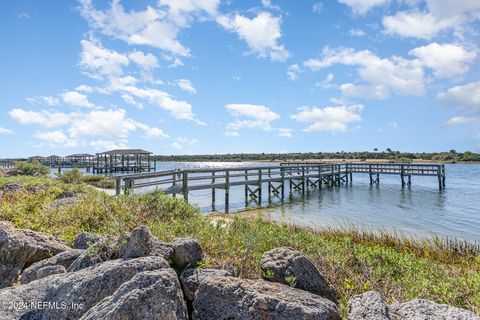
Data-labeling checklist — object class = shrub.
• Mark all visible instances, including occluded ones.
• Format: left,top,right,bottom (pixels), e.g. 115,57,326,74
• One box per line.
57,167,83,183
11,161,49,177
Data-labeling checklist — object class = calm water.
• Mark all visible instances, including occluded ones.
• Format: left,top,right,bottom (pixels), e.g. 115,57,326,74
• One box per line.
55,162,480,241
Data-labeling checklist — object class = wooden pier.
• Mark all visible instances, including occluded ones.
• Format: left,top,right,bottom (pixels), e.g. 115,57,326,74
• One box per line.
115,162,446,213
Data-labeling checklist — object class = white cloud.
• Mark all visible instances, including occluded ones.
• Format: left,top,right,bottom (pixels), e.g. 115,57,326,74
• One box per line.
304,47,425,98
75,85,95,92
349,28,365,36
225,103,280,131
128,51,159,70
62,91,95,108
170,137,198,149
312,2,323,13
437,81,480,109
80,38,129,78
34,130,77,147
287,64,300,81
218,12,290,61
262,0,281,10
0,127,13,135
10,107,167,148
383,12,455,40
79,0,191,56
316,73,335,89
26,96,60,106
115,85,203,124
409,43,477,78
445,116,478,126
143,127,169,139
225,131,239,137
121,94,144,109
89,139,126,151
338,0,389,14
438,81,480,127
176,79,197,93
382,1,480,40
9,109,71,128
277,128,293,137
171,142,183,149
168,57,184,68
291,104,363,133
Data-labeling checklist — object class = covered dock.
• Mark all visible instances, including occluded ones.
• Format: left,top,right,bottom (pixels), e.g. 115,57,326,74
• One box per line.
93,149,155,174
65,153,94,168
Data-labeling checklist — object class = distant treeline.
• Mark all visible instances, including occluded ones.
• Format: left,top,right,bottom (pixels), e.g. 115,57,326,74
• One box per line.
153,150,480,163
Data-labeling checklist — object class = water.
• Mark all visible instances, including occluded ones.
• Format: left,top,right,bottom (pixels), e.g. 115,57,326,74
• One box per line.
54,163,480,241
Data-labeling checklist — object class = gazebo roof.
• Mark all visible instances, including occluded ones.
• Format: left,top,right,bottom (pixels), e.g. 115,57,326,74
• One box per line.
96,149,152,155
66,153,94,158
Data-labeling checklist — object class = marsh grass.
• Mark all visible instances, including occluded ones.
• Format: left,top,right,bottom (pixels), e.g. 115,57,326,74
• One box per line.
1,176,479,317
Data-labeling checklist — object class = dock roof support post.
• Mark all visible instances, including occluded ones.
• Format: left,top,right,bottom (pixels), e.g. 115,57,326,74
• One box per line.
225,170,230,213
183,171,189,203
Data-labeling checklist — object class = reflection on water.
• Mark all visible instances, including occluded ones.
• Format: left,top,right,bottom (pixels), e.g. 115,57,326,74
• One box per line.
54,163,480,241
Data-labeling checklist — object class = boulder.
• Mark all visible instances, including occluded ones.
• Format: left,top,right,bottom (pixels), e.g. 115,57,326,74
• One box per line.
180,268,234,301
21,249,84,284
80,269,188,320
259,247,337,302
171,237,203,268
348,291,390,320
57,191,75,199
193,276,341,320
0,256,170,320
48,196,80,209
72,232,103,250
0,221,70,288
34,265,66,280
390,299,480,320
68,239,120,272
120,225,173,261
1,184,24,193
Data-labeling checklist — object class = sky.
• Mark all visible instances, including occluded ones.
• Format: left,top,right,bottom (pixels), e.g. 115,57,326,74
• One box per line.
0,0,479,157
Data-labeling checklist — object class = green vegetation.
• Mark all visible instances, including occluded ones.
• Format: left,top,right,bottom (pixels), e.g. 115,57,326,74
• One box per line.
57,167,115,189
10,161,50,176
1,176,479,316
154,150,480,163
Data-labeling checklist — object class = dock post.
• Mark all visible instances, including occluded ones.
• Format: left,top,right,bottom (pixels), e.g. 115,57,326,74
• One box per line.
212,172,216,209
442,164,446,188
124,178,131,195
318,165,322,189
267,168,271,200
225,170,230,213
437,165,443,190
281,167,285,200
115,177,121,196
172,172,177,198
401,165,405,188
244,170,248,206
345,164,349,184
258,169,263,204
301,166,306,194
183,171,189,203
369,164,373,185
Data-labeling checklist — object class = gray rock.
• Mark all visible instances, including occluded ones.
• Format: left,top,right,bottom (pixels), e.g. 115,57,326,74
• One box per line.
1,184,24,193
259,246,337,302
68,239,120,272
0,256,170,320
72,232,103,250
80,269,188,320
57,191,75,199
48,196,80,208
21,249,84,284
180,268,234,301
193,276,341,320
171,237,203,268
390,299,480,320
120,225,173,260
34,265,66,280
0,221,70,288
348,291,390,320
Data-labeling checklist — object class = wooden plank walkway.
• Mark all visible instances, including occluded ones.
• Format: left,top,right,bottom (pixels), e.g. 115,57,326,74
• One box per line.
115,162,446,213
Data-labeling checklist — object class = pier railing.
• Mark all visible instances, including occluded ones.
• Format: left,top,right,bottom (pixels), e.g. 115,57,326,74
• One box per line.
114,162,445,212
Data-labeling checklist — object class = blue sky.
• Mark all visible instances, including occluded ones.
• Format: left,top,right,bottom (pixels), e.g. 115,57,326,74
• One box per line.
1,0,479,157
